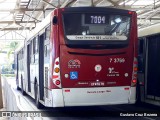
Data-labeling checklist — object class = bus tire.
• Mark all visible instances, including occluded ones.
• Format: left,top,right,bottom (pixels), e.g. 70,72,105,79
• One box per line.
17,86,21,90
21,76,26,95
135,80,141,105
34,81,43,109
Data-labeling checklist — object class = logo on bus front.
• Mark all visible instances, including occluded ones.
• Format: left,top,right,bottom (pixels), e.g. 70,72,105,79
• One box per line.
68,59,81,68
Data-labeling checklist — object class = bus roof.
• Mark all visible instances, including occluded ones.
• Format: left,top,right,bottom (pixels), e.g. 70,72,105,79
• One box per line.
138,23,160,37
15,11,52,53
26,11,52,41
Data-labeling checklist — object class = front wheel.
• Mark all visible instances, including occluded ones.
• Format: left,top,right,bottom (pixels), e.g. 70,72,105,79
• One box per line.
34,83,43,109
17,86,21,90
135,80,141,105
21,76,26,95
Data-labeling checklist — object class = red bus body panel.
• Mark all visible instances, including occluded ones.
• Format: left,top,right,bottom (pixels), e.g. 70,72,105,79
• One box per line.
56,9,138,88
60,46,133,88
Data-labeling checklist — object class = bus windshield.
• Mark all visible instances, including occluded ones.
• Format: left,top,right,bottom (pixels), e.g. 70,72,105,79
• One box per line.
63,13,131,41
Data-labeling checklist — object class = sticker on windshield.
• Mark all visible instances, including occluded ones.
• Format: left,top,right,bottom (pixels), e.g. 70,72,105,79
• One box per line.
67,35,127,41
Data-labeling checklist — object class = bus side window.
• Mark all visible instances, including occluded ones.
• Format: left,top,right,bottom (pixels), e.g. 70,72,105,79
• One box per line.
46,25,50,40
30,40,35,64
29,42,32,64
44,45,47,57
35,37,39,53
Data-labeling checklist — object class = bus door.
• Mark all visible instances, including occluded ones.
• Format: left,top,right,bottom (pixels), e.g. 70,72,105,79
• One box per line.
27,44,31,92
146,35,160,100
39,33,45,101
44,39,50,99
138,38,146,102
43,26,50,99
16,54,19,87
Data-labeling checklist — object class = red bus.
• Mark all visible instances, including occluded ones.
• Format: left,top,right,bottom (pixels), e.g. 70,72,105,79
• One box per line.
16,7,138,108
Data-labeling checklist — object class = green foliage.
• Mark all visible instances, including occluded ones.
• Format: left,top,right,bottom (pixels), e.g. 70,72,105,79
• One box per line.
10,42,19,50
7,42,19,59
2,74,15,77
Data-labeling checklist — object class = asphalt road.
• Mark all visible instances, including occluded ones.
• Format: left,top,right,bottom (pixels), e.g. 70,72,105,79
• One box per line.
22,89,160,120
39,103,160,120
3,77,160,120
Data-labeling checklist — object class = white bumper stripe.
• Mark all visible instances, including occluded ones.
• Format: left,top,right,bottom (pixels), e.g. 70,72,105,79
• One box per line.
51,86,136,107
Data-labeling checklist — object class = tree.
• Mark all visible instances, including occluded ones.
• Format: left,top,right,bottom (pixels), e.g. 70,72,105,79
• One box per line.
7,42,19,59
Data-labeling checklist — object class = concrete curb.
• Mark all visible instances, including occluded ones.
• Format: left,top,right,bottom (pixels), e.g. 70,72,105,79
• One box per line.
0,74,3,109
3,77,37,120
